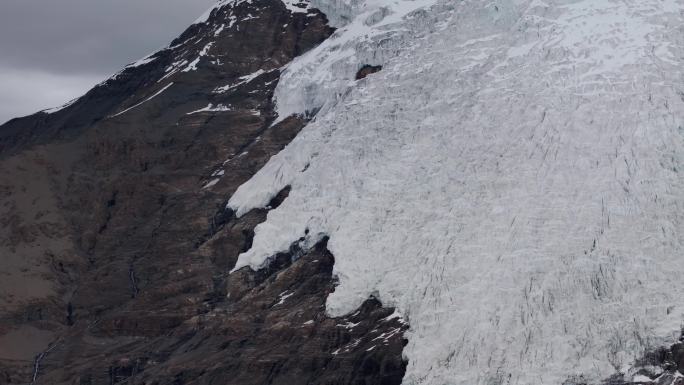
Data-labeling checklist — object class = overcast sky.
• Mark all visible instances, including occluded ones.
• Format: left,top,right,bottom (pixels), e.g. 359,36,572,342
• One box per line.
0,0,217,124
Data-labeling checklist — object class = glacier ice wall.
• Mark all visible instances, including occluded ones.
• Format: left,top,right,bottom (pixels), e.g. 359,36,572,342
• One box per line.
272,0,442,122
229,0,684,384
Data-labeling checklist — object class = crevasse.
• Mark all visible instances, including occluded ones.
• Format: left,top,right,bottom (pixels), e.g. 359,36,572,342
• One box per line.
228,0,684,384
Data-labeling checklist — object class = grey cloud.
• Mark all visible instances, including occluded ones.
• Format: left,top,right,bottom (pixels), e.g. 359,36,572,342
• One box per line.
0,0,217,123
0,66,102,123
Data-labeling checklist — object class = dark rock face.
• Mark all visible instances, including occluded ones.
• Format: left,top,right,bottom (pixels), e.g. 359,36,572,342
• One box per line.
355,65,383,80
601,338,684,385
562,336,684,385
0,1,408,384
74,239,408,385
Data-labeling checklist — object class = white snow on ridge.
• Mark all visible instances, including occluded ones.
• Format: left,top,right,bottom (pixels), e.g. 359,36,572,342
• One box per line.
194,0,238,24
186,103,232,115
183,42,215,72
126,52,158,69
214,68,274,93
194,0,313,26
229,1,684,384
41,97,80,114
109,82,174,118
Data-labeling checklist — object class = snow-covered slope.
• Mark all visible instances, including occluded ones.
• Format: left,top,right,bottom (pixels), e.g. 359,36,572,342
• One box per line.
272,0,441,121
229,0,684,384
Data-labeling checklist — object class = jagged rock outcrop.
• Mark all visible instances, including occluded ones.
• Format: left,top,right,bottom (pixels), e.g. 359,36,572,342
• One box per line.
595,338,684,385
355,65,382,80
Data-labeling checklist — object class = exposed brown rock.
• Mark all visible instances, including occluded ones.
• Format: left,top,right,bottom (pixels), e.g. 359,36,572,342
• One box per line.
0,1,408,384
355,65,383,80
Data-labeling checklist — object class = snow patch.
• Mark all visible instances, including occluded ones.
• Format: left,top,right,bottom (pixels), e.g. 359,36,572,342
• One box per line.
125,53,158,69
632,374,654,383
275,290,295,305
109,82,174,118
202,178,221,189
182,42,214,72
336,321,359,329
186,103,232,115
214,68,274,93
194,0,240,25
41,97,80,114
195,0,312,27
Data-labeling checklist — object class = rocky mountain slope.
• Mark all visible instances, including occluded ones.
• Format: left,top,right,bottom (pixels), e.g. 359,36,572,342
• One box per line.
0,1,406,384
1,0,683,385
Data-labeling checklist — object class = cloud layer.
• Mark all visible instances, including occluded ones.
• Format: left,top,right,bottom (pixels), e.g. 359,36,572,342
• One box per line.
0,0,216,124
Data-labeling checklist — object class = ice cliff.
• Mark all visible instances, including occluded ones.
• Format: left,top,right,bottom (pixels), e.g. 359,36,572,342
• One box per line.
226,0,684,384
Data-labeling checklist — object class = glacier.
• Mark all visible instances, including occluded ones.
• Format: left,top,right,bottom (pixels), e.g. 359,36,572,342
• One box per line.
227,0,684,384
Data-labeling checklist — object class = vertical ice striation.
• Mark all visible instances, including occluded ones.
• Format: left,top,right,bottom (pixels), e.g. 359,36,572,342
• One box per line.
229,0,684,384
